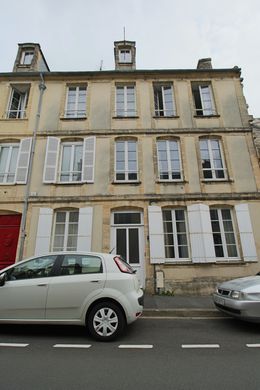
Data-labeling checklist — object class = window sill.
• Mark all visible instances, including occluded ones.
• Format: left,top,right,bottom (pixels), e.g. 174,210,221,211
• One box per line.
201,178,233,183
60,116,87,121
194,114,220,118
0,118,28,122
45,181,93,185
112,116,139,119
156,179,187,184
112,180,141,185
153,115,179,119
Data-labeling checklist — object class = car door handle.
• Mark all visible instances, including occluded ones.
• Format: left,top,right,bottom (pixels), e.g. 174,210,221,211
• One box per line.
90,280,101,283
37,283,47,287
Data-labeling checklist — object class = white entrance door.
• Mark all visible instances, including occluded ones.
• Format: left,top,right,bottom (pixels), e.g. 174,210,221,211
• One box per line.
111,211,145,287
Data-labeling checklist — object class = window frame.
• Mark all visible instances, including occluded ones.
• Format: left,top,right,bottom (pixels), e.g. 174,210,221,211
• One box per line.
210,208,239,260
119,49,132,63
20,51,34,65
0,143,19,184
199,138,227,181
156,139,183,181
114,139,138,182
192,83,217,116
64,85,87,118
51,210,79,252
153,83,176,117
162,208,190,261
7,86,29,119
58,141,83,183
115,84,136,117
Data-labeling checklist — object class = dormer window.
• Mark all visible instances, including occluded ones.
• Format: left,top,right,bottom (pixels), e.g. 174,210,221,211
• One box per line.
119,49,132,63
20,51,34,65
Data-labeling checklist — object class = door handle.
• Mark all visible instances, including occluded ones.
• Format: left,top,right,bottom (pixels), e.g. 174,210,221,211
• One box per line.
90,280,100,283
37,283,47,287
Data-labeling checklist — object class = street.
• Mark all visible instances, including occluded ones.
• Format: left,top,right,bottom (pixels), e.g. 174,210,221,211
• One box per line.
0,317,260,390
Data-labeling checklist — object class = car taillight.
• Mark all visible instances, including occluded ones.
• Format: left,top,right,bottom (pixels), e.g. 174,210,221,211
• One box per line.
114,256,134,274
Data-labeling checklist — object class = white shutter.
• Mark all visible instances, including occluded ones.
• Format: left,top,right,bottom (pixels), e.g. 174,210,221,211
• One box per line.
35,208,53,255
187,204,215,263
43,137,60,183
82,137,95,182
148,206,165,264
235,204,257,262
15,138,32,184
77,207,93,251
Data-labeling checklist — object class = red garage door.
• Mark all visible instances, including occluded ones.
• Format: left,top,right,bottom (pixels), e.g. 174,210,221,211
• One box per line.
0,215,21,270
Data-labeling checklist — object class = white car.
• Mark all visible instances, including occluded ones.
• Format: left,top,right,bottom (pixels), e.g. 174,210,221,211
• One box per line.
213,275,260,322
0,252,144,341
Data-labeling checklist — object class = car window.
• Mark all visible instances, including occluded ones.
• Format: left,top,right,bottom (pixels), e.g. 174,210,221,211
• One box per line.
6,255,57,281
60,255,103,275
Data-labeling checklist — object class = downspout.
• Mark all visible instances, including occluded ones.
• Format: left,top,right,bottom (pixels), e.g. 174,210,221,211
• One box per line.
18,73,46,260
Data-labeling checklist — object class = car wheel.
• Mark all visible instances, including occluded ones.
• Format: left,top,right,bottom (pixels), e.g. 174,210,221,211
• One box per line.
87,302,126,341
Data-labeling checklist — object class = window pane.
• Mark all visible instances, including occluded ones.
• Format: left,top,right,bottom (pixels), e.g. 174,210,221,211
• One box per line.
129,229,139,263
114,213,141,224
116,228,127,260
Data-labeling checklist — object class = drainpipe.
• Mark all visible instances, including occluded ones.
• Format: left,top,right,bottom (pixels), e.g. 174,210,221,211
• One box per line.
18,73,46,260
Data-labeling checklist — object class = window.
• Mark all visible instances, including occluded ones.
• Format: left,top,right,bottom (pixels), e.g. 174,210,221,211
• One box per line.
210,208,238,258
59,142,83,182
115,140,138,181
60,254,102,275
200,138,226,180
162,209,189,260
0,144,19,183
43,137,95,184
7,85,30,119
52,210,79,251
115,85,136,117
154,84,176,117
65,86,87,118
20,51,34,65
192,83,216,116
157,139,182,180
119,49,131,63
6,255,57,281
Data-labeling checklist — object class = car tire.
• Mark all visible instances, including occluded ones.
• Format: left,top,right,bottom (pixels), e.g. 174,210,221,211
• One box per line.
87,301,126,341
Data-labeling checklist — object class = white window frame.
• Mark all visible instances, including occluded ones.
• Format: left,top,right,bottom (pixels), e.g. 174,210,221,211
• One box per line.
162,209,190,261
0,143,19,184
119,49,132,63
210,208,239,260
7,87,28,119
51,210,79,252
115,85,136,117
157,139,182,181
20,51,34,65
192,83,216,116
154,84,176,117
65,85,87,118
200,138,227,180
115,140,138,182
58,142,83,183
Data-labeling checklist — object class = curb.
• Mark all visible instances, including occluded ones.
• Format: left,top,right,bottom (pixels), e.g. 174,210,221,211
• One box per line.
142,308,224,318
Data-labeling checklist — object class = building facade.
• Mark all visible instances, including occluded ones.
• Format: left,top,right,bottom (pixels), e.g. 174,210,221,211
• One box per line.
0,41,259,294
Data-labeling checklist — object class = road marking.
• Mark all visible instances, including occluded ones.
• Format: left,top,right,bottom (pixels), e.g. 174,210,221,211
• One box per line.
53,344,92,349
182,344,220,349
118,344,153,349
246,344,260,348
0,343,29,348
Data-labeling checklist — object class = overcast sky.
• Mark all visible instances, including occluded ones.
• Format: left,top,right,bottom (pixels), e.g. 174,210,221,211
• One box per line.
1,0,260,117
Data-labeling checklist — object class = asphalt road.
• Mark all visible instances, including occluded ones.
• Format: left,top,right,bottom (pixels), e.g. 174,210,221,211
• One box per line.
0,317,260,390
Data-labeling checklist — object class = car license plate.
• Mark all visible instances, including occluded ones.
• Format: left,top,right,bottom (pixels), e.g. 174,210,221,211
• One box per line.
214,295,225,306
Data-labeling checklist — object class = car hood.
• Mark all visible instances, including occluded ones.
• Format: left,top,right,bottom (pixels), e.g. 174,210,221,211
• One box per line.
219,276,260,291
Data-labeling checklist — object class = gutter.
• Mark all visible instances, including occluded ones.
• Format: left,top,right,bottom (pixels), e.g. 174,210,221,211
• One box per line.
18,73,46,260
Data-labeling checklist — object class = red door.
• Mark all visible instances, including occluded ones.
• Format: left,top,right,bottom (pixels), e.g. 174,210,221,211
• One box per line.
0,215,21,269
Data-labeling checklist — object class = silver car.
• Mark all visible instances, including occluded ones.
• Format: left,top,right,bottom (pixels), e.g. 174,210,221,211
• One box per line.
0,252,144,341
213,275,260,322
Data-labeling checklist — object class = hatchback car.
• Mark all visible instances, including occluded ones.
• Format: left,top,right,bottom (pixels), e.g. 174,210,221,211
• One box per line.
0,252,143,341
213,275,260,322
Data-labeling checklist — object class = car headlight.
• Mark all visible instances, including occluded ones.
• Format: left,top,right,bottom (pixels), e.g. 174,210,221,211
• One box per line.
230,290,242,299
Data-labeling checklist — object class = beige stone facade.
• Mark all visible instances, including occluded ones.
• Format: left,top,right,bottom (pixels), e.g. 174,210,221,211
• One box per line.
0,42,259,294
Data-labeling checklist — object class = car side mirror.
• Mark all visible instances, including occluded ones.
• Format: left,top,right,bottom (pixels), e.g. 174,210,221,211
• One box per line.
0,273,7,287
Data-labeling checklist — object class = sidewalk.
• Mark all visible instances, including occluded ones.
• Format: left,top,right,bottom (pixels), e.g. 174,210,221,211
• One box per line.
143,293,225,318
